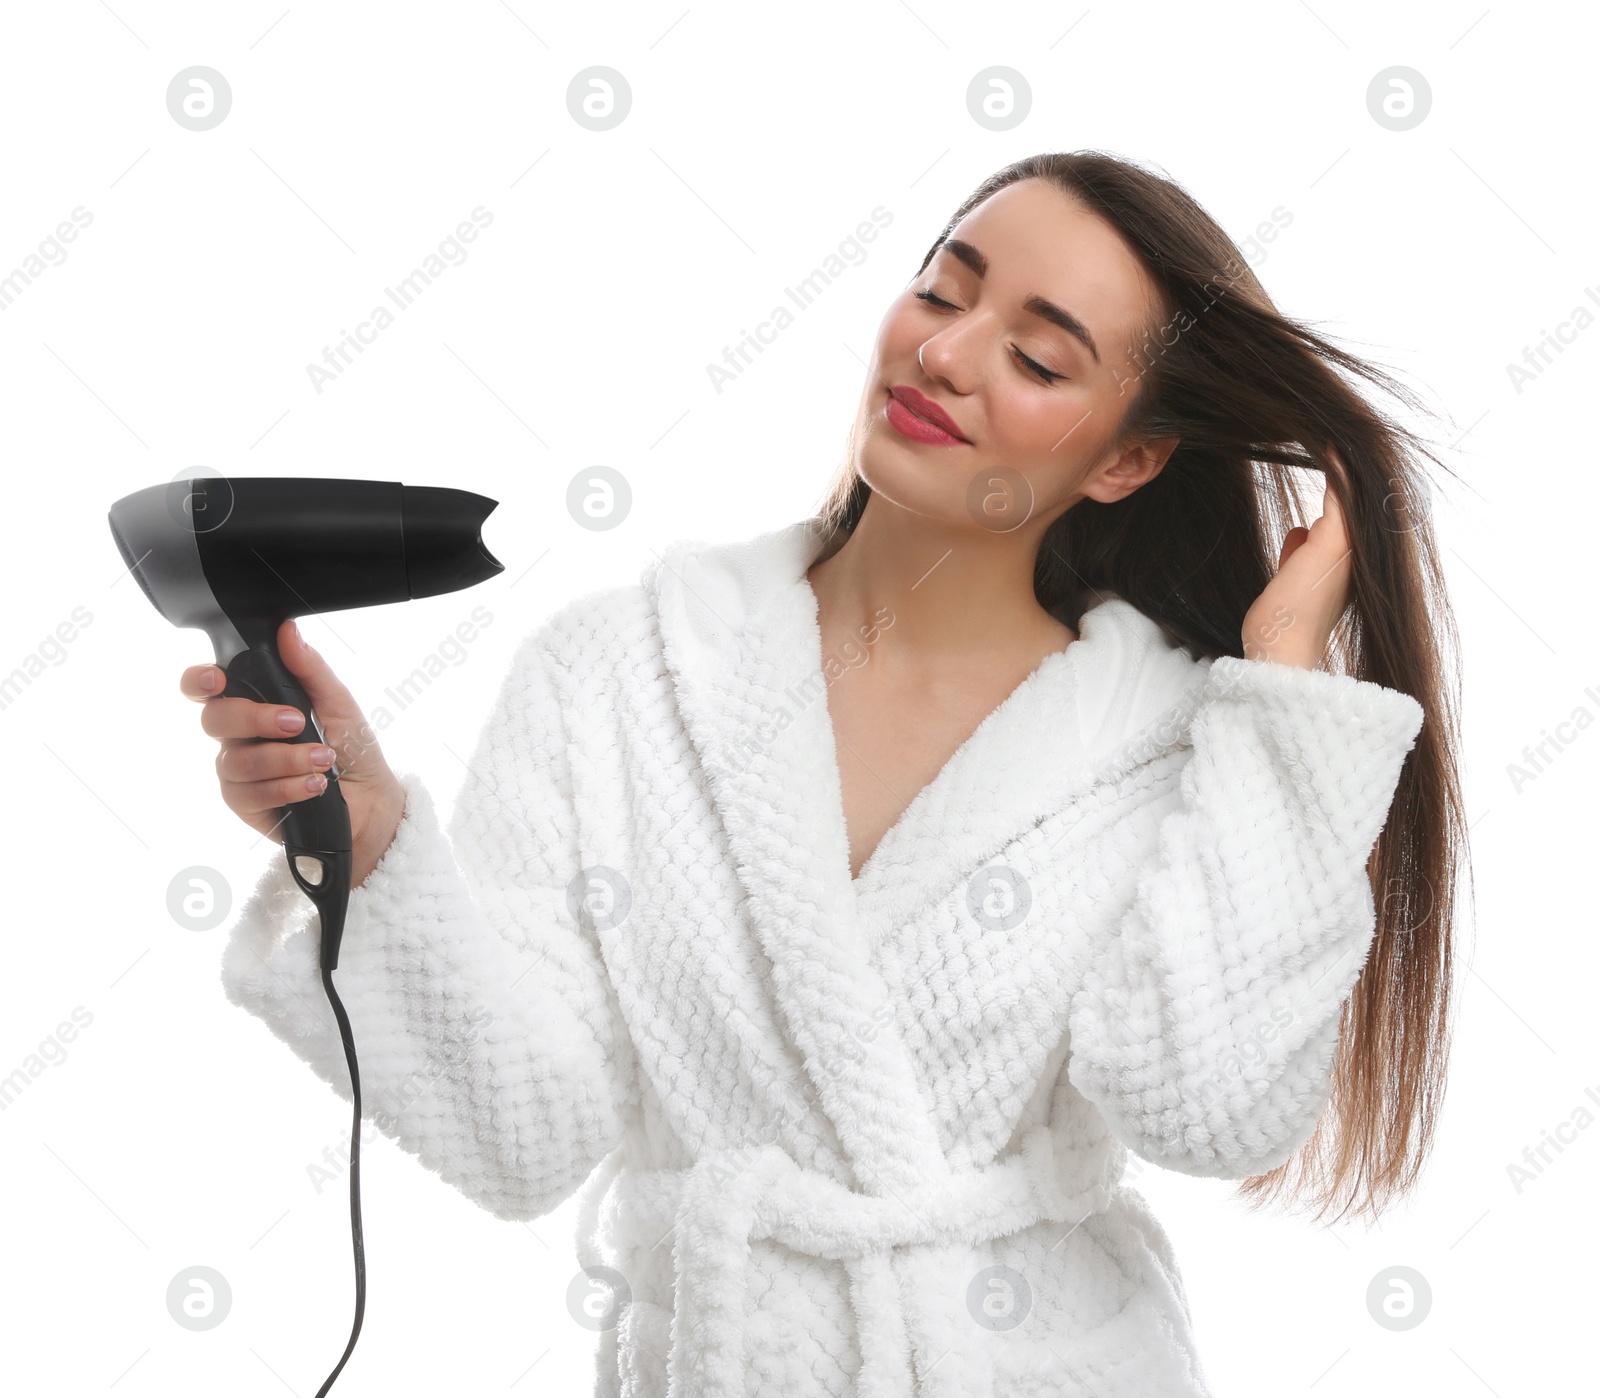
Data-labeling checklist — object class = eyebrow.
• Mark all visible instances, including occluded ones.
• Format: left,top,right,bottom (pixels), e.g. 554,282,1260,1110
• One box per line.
937,238,1101,364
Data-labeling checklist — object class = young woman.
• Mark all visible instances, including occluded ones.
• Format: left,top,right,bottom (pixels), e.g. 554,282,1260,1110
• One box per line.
189,151,1464,1396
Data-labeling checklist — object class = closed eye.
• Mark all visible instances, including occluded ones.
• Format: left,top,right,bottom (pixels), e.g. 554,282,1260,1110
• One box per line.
912,288,1068,384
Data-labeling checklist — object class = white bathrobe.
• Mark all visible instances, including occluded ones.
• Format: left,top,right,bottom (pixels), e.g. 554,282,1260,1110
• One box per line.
220,515,1425,1397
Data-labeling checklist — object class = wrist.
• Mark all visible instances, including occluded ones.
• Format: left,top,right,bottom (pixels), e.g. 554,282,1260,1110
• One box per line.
351,778,408,891
1241,603,1331,671
1241,636,1318,668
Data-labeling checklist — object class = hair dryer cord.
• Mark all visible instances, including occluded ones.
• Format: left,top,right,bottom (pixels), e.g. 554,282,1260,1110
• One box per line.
285,846,365,1396
315,958,366,1397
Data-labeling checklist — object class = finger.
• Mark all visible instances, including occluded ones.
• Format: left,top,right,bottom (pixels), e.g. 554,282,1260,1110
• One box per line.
223,770,332,819
1322,443,1354,493
1312,482,1351,553
277,619,361,721
1321,479,1344,521
199,696,307,742
180,663,226,701
218,735,336,785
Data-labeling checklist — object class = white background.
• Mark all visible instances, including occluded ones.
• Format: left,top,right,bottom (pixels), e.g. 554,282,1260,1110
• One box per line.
1,1,1592,1393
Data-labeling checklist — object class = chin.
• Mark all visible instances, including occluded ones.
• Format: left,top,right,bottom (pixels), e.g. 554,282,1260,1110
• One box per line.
854,446,977,524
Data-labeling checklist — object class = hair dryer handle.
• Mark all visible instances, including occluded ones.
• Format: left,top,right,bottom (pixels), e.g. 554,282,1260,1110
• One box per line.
223,639,354,967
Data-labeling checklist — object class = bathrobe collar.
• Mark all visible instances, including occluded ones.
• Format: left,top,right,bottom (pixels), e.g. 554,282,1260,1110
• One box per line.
645,517,1209,1190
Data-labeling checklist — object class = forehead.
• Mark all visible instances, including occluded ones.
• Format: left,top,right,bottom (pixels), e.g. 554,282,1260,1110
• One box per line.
944,178,1160,355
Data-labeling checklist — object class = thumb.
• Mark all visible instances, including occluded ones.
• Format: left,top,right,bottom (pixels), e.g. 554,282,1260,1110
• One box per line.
277,618,360,721
276,618,386,781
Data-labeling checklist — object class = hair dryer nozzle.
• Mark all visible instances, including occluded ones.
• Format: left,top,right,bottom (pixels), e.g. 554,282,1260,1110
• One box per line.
400,487,504,599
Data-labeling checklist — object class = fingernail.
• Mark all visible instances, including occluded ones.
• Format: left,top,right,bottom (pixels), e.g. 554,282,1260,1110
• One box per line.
277,709,304,733
199,669,217,692
305,773,327,794
310,746,335,767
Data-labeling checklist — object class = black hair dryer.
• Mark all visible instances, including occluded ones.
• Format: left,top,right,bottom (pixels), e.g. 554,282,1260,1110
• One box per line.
107,474,504,1394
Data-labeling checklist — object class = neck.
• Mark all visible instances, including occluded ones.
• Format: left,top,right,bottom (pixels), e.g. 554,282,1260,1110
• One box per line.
806,494,1076,674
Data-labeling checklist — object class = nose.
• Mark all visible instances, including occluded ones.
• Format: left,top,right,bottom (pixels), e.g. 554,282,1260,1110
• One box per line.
915,321,976,392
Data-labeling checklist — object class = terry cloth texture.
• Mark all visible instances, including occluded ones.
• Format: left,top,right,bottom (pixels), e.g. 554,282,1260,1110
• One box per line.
221,516,1425,1397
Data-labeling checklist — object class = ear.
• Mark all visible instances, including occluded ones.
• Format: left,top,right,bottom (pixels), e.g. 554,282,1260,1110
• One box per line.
1081,435,1180,505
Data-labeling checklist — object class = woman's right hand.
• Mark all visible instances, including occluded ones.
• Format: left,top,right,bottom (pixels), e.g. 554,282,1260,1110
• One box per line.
181,618,408,891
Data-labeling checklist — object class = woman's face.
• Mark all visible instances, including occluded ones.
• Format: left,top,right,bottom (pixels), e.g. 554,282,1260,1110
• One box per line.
852,177,1176,531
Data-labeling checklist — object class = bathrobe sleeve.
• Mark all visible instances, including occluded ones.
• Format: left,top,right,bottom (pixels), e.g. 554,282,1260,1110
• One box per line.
219,624,641,1223
1063,653,1426,1179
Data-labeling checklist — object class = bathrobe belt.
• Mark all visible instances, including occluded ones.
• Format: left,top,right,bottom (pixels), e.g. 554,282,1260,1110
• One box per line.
584,1125,1114,1398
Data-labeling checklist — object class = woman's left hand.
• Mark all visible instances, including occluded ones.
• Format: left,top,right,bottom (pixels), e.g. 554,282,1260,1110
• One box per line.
1241,453,1354,669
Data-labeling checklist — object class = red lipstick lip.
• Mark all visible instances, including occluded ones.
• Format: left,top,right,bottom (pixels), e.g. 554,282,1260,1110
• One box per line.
888,386,969,443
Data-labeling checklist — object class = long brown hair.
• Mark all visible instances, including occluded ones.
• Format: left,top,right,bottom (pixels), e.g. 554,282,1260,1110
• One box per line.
817,150,1467,1226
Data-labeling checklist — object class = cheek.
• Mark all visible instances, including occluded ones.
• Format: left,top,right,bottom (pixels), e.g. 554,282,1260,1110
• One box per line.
876,300,925,362
994,382,1099,461
997,387,1123,510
